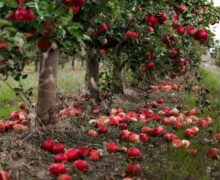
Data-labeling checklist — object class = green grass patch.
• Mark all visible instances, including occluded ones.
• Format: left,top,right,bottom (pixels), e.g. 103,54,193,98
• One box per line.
163,67,220,179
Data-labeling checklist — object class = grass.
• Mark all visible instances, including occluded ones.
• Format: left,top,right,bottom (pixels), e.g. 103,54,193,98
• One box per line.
0,61,85,118
163,66,220,179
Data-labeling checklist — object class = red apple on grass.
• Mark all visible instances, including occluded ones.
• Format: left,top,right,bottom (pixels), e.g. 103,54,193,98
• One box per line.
150,101,157,108
163,117,171,125
119,123,128,130
65,148,80,161
127,147,141,158
10,111,19,120
53,144,65,154
78,147,90,157
0,121,5,133
152,115,160,122
164,133,178,142
42,139,54,152
49,163,66,175
216,133,220,141
106,143,119,153
191,126,199,134
172,139,183,148
153,126,164,136
54,154,68,163
198,119,208,128
57,174,71,180
185,128,195,138
73,160,88,172
0,171,10,180
125,164,142,177
141,127,153,134
187,148,197,156
139,133,149,142
157,98,165,104
129,133,140,143
89,150,100,162
87,130,97,137
98,125,108,134
120,130,131,140
207,148,219,160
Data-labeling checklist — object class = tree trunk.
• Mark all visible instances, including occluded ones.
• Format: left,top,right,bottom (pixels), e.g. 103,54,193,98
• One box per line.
85,49,100,102
36,49,59,125
34,56,39,72
81,58,85,68
72,58,75,69
112,62,124,94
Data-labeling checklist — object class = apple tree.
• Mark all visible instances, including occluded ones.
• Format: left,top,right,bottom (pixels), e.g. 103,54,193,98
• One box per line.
1,0,85,125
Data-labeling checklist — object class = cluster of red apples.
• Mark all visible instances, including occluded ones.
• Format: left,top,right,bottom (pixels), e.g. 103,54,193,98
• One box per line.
41,138,145,179
0,102,31,133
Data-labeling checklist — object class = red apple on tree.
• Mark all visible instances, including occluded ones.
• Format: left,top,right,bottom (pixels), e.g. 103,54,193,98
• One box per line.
146,15,158,26
37,37,51,51
195,29,208,42
99,23,108,32
178,4,186,12
146,61,155,70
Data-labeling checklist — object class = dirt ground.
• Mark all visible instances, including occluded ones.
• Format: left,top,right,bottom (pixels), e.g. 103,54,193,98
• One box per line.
0,75,220,180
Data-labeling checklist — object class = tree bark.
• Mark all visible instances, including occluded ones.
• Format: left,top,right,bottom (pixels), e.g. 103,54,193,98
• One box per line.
81,58,85,68
85,48,100,102
112,62,124,94
36,49,59,125
34,55,39,72
72,58,75,69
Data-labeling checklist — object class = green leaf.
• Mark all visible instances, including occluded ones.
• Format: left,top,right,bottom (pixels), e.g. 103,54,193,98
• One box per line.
83,35,92,42
0,19,12,28
25,2,36,8
4,27,17,34
22,74,28,79
3,0,17,7
0,2,4,8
